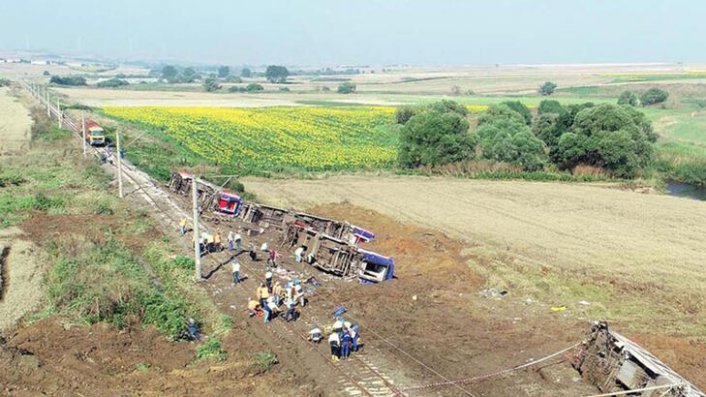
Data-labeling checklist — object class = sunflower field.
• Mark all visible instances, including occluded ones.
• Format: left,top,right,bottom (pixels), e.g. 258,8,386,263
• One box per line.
102,106,398,173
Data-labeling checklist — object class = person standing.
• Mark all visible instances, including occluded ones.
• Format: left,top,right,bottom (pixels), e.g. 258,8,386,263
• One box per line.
328,332,341,362
341,330,352,359
227,231,235,251
273,281,283,305
232,259,241,285
179,218,187,236
267,249,278,268
265,271,273,293
257,283,271,324
234,230,243,252
351,323,360,352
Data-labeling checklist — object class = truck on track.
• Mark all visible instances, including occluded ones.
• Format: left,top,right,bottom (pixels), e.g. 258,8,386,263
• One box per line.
83,120,106,146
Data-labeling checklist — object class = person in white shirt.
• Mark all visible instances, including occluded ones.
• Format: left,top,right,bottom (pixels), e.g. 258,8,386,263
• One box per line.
234,231,243,251
328,332,341,361
232,259,240,284
227,231,234,251
294,246,306,263
308,327,323,343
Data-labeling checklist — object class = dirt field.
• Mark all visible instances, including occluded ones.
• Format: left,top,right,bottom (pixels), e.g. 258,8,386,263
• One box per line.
0,87,32,154
244,176,706,338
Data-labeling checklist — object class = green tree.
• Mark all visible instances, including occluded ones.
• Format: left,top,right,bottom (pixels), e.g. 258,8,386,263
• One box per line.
398,110,477,168
179,67,199,83
240,67,252,78
97,78,129,88
337,82,356,94
640,88,669,106
427,99,468,117
246,83,264,92
538,81,557,96
478,104,525,126
500,100,531,125
395,106,419,125
477,115,547,171
265,65,289,83
218,65,230,78
537,99,566,115
555,103,655,177
203,77,221,92
618,90,640,106
161,65,178,81
49,75,87,86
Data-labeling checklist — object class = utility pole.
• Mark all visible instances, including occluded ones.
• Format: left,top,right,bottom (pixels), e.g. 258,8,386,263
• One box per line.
81,113,87,157
192,176,202,281
116,129,124,198
57,98,62,128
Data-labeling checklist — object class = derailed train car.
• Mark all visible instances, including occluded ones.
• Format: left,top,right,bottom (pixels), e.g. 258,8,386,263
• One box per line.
283,223,394,282
575,322,705,397
168,171,393,283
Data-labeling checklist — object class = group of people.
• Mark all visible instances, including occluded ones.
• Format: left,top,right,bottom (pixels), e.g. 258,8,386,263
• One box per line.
247,269,307,324
308,318,360,362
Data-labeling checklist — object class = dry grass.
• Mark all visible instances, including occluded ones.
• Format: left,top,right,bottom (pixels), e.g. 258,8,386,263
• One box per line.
244,175,706,338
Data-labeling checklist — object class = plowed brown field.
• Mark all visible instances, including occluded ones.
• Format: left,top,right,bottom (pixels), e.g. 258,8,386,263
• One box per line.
245,176,706,339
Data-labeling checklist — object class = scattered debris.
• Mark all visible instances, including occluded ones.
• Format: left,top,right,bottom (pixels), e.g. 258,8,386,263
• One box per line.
480,288,508,299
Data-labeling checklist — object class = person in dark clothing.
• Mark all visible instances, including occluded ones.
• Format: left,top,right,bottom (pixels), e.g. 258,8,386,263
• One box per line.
341,330,352,359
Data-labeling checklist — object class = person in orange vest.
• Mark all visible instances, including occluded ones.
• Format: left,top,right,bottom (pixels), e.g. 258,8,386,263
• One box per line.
247,298,261,317
257,283,270,323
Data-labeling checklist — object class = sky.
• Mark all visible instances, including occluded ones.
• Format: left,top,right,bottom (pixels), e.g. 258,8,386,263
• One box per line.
0,0,704,66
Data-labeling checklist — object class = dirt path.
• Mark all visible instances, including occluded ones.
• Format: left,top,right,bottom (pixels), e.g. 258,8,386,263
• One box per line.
0,228,45,334
0,87,32,155
0,87,44,334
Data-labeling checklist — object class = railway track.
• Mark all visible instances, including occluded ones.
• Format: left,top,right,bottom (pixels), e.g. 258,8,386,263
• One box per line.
21,81,405,397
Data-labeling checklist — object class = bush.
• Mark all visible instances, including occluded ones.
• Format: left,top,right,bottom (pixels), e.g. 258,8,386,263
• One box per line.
640,88,669,106
50,75,87,86
476,109,547,171
538,81,557,96
279,87,290,92
246,83,264,92
172,256,194,270
203,77,221,92
395,106,418,125
253,351,278,372
97,78,129,88
225,76,242,83
555,103,655,177
426,99,468,117
500,101,531,125
398,103,477,168
537,99,566,116
197,338,228,361
43,70,51,76
0,78,10,87
337,82,356,94
618,90,640,106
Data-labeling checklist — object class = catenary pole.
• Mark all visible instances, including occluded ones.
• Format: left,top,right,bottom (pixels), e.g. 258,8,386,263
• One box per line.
81,113,87,157
116,130,124,198
192,176,202,281
57,98,62,128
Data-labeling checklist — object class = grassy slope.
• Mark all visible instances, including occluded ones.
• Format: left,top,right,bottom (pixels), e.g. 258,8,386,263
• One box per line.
2,106,229,350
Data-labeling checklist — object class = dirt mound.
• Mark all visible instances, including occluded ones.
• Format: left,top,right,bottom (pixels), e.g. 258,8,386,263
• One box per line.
304,204,596,396
0,317,303,396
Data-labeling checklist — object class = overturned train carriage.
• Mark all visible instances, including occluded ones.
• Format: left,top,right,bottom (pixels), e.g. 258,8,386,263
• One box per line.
283,224,393,281
575,322,705,397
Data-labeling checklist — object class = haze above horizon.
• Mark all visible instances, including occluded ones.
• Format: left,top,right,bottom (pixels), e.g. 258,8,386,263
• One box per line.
0,0,703,66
